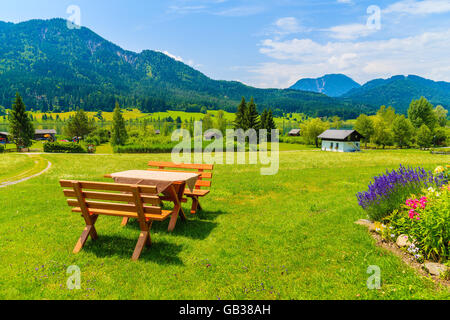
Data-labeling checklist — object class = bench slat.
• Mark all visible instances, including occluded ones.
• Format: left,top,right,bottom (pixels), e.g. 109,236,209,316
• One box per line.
148,161,213,171
147,168,213,179
67,199,162,215
60,180,157,194
63,190,161,206
71,208,172,221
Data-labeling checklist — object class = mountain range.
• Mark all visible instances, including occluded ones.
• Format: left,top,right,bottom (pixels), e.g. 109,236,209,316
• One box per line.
289,74,361,98
0,18,372,119
289,74,450,114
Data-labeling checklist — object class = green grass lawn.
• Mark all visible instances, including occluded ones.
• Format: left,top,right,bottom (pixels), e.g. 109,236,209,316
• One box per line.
0,154,35,182
0,150,448,299
0,154,49,185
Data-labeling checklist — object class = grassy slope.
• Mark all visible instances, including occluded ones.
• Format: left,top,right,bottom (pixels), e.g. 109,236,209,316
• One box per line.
0,150,448,299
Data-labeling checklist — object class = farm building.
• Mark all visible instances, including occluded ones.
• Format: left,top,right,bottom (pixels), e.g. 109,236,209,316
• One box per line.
0,132,9,144
318,130,363,152
204,131,222,140
288,129,301,136
35,129,56,141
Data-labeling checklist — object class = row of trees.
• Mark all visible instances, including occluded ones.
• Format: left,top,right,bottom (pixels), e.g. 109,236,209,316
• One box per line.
354,97,448,148
234,97,276,133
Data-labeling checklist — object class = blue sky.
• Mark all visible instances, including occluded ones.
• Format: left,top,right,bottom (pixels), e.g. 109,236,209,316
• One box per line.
1,0,450,88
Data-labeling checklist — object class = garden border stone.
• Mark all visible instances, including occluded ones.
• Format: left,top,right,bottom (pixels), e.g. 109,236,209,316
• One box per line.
355,219,449,288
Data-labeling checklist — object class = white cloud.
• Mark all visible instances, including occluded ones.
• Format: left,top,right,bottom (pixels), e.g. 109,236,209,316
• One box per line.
214,6,265,17
384,0,450,15
248,29,450,88
161,51,184,62
327,23,377,40
160,51,201,68
337,0,353,3
273,17,305,35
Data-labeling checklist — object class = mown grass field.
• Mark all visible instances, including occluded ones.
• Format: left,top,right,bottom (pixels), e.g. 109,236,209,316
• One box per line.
0,150,449,299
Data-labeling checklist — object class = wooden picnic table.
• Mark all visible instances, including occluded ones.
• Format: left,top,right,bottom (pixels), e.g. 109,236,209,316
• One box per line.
107,170,199,231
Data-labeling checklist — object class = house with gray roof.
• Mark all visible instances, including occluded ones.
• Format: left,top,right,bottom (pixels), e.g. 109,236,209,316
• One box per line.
35,129,57,141
318,129,363,152
288,129,301,136
0,132,9,144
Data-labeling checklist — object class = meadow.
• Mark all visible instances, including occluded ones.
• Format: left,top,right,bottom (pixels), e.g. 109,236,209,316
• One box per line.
0,149,449,300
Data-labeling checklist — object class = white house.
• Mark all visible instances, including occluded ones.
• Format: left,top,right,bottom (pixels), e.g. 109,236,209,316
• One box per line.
318,130,363,152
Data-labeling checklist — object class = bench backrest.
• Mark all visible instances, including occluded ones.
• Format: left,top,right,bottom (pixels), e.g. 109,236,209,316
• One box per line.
60,180,162,221
147,161,214,190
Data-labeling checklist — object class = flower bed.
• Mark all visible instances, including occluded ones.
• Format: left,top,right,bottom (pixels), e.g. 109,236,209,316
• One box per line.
357,165,449,268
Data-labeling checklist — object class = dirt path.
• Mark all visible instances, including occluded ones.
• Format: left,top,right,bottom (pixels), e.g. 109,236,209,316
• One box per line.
0,155,52,188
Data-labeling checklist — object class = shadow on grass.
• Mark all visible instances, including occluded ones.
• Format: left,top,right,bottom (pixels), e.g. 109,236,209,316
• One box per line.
124,209,228,240
82,235,184,265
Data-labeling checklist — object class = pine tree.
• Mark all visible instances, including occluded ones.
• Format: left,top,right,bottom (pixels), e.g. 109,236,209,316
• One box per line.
234,97,247,130
245,97,260,130
65,109,95,141
9,93,34,149
260,109,268,130
111,102,128,146
266,110,276,131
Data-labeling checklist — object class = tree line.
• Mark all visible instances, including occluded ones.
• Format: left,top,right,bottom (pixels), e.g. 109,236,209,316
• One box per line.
354,97,448,148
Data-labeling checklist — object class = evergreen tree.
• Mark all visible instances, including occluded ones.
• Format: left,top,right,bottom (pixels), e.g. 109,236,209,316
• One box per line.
9,92,34,148
260,109,268,131
266,110,276,131
245,97,260,130
111,102,128,146
234,97,247,130
65,109,95,141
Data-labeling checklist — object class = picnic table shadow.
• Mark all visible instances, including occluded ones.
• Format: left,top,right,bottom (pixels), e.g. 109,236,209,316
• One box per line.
81,236,184,265
125,209,228,240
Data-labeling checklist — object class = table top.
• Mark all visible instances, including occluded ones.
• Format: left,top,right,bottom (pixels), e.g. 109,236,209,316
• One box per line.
110,170,199,193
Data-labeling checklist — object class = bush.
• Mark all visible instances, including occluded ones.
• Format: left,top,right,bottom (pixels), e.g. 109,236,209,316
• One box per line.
356,165,448,221
386,185,449,262
44,142,87,153
0,144,4,153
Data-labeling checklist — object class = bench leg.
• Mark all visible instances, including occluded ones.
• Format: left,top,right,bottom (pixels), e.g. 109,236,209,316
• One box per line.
74,215,99,254
121,217,129,227
74,225,96,254
132,231,151,261
190,196,203,214
190,197,199,214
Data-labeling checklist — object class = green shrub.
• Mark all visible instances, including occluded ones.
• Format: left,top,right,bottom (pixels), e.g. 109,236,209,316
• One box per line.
386,185,449,262
44,142,87,153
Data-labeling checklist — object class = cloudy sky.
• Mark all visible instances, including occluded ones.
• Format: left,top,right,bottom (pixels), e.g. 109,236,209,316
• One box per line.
1,0,450,88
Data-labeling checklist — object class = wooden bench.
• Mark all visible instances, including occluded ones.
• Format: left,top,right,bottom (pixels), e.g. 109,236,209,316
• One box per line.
60,180,174,261
148,161,214,214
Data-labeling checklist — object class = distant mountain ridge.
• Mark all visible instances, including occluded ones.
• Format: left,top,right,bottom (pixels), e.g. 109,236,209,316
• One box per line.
341,75,450,113
0,18,373,119
289,74,361,97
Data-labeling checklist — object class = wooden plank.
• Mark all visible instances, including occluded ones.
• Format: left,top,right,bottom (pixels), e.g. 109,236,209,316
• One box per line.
146,168,213,179
67,199,162,215
195,180,212,188
71,208,172,221
60,180,157,194
184,189,210,197
63,190,160,205
131,186,150,232
148,161,213,171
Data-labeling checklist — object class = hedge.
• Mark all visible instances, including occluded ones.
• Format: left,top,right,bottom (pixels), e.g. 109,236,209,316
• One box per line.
44,142,87,153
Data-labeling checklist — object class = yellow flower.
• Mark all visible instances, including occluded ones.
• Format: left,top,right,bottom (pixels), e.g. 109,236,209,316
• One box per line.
434,166,445,174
